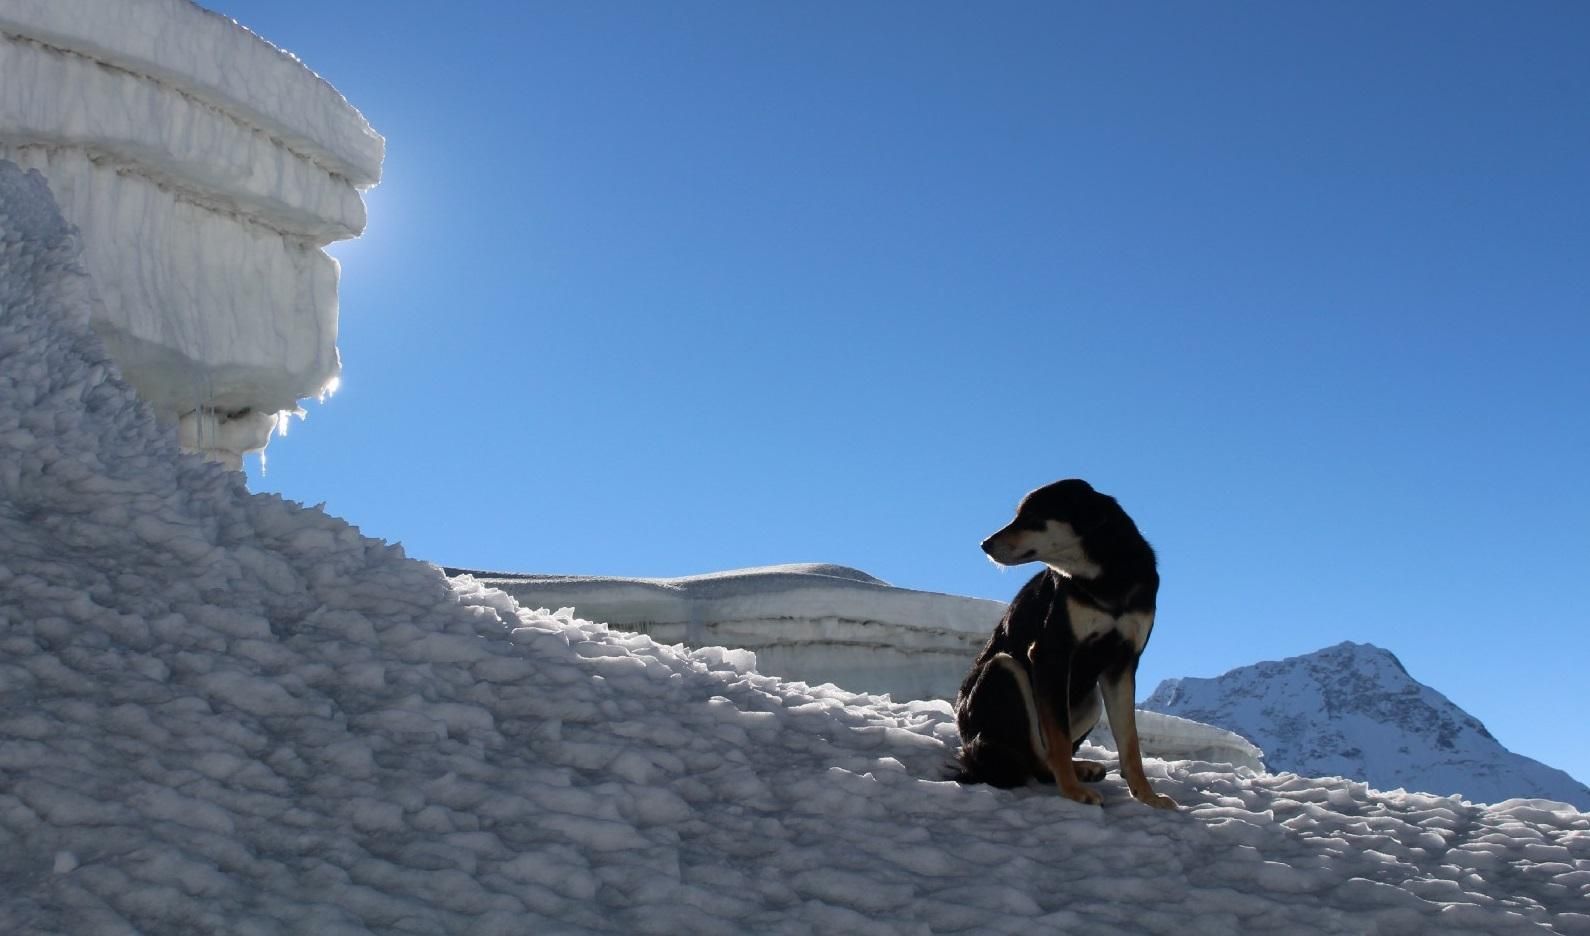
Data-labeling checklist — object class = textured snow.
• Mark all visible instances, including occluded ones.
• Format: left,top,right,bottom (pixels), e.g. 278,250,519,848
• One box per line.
1144,641,1590,811
5,162,1590,933
0,1,382,466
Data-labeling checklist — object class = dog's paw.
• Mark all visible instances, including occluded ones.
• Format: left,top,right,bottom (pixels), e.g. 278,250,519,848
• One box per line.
1074,761,1106,783
1135,790,1179,810
1058,782,1104,806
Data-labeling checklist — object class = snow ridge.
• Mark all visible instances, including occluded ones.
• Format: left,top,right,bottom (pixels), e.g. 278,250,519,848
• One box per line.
4,162,1589,934
1144,641,1590,810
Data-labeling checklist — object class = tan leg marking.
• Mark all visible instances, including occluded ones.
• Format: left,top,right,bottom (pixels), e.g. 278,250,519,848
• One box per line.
1028,643,1102,806
1100,666,1178,810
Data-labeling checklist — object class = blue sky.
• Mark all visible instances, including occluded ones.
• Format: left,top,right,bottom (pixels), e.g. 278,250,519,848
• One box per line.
214,1,1588,781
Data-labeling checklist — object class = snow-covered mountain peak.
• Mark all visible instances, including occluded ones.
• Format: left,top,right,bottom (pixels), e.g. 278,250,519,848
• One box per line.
1144,642,1586,809
1153,641,1428,727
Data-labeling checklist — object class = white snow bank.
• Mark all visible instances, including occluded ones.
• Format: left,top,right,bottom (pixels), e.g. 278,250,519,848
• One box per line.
460,564,1005,702
1092,709,1268,773
4,163,1588,934
0,0,382,467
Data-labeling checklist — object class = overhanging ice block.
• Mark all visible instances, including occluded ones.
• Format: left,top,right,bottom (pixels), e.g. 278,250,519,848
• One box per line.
0,0,383,467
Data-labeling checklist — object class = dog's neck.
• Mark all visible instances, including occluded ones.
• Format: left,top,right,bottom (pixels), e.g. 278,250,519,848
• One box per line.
1041,549,1102,581
1047,522,1157,615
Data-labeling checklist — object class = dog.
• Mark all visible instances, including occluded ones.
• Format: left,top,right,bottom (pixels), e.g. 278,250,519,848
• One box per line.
954,478,1177,809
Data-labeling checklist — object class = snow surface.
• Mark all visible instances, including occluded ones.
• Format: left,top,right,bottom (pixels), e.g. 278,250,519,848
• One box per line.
5,161,1590,933
0,1,382,466
1145,641,1590,812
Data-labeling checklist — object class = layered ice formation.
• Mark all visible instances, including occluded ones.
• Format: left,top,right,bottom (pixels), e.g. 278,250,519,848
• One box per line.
456,564,1005,703
4,158,1590,934
0,0,382,468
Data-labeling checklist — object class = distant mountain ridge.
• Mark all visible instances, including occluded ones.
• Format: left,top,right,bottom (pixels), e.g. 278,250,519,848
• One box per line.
1143,641,1590,810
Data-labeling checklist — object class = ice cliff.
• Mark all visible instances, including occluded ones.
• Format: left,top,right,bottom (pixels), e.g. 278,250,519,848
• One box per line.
0,0,382,468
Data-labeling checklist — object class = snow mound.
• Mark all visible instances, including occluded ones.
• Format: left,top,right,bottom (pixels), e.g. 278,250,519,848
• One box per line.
0,1,383,466
462,564,1006,702
4,162,1589,934
1092,709,1268,773
457,562,897,592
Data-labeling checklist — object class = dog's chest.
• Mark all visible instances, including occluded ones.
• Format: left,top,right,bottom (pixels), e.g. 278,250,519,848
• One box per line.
1064,597,1152,653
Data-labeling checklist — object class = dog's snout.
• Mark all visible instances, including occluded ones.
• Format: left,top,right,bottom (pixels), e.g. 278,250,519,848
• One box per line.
982,529,1024,565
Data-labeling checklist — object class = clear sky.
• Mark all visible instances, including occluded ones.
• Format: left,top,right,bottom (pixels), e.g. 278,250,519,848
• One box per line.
212,1,1588,783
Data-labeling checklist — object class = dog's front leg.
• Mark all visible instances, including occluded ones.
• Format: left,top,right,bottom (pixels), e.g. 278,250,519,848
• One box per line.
1026,643,1101,806
1099,664,1178,810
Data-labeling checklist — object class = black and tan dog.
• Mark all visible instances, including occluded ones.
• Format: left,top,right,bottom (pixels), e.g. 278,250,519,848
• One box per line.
955,479,1176,809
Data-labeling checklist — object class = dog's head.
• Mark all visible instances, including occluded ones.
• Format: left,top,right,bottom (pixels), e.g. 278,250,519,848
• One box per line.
981,478,1121,578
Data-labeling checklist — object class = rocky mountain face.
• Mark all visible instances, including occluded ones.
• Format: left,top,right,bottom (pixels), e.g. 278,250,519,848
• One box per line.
1143,641,1590,810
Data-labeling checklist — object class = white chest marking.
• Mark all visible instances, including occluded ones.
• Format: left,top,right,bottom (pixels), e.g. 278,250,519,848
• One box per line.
1065,598,1154,653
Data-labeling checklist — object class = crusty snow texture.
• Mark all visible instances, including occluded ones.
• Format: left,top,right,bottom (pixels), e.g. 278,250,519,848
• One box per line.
3,162,1589,934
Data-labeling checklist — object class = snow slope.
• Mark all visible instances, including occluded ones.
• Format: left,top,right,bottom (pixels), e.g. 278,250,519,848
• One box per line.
1144,641,1590,811
0,0,382,466
4,162,1589,933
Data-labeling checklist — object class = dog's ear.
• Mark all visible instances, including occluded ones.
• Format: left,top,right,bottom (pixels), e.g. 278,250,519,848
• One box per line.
1089,490,1129,523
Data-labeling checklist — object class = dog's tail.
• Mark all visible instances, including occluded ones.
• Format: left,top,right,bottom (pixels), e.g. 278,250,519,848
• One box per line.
953,736,1038,788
